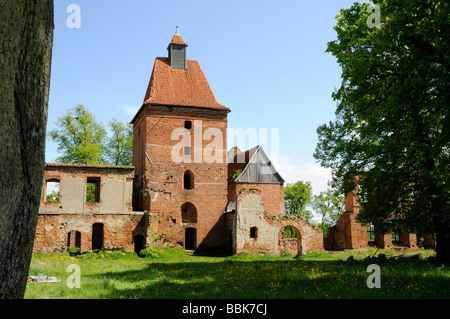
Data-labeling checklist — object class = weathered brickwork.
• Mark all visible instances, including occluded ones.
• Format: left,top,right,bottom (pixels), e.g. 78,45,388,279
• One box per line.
325,189,424,251
228,182,285,216
132,105,229,251
35,30,432,257
229,189,324,256
33,163,149,253
34,212,148,253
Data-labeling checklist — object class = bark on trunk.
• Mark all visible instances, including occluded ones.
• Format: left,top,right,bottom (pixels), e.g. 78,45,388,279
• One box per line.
433,205,450,263
435,220,450,263
0,0,54,298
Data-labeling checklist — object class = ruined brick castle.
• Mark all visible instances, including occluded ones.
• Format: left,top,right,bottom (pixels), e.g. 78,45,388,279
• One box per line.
34,30,428,256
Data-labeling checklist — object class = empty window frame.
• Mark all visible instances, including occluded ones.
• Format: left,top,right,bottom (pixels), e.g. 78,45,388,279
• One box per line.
391,224,400,242
367,223,375,242
185,120,192,130
45,179,60,203
86,177,101,203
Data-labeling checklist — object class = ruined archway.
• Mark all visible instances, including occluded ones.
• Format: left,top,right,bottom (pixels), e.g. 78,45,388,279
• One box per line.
278,225,302,256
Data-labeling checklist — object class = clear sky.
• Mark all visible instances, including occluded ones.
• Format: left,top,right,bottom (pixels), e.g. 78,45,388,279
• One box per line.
46,0,358,196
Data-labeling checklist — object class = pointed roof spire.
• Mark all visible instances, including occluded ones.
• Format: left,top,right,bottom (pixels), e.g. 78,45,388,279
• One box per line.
169,26,187,47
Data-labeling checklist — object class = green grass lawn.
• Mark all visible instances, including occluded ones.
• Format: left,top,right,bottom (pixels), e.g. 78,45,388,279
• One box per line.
25,247,449,299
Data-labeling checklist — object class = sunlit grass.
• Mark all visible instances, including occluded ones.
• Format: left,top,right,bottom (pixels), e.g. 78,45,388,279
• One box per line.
24,247,449,299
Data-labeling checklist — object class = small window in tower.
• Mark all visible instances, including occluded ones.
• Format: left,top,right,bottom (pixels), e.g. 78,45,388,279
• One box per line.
185,120,192,130
86,177,101,203
183,171,194,190
250,227,258,239
184,146,191,156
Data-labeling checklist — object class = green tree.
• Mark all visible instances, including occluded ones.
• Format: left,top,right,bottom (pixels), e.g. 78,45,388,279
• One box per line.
312,189,345,237
104,119,133,166
0,0,54,298
314,1,449,261
49,104,107,164
284,181,314,220
46,190,60,203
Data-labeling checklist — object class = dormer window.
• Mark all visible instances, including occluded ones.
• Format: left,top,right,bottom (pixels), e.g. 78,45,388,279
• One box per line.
167,27,188,70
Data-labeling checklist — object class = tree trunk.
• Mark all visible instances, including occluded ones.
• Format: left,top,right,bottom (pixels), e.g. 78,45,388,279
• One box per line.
435,220,450,263
433,199,450,263
0,0,54,298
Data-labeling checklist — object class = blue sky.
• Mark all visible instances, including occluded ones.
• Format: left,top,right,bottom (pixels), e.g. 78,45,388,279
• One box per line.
47,0,358,195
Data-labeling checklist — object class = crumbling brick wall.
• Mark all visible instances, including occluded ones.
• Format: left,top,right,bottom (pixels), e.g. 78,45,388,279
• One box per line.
325,189,422,251
33,163,149,253
228,182,285,215
231,188,323,255
34,213,148,253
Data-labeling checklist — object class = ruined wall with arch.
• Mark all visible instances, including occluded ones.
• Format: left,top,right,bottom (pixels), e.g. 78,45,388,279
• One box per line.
229,188,323,256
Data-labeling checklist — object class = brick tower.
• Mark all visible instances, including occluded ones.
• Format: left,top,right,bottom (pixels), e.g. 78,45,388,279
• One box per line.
131,29,230,251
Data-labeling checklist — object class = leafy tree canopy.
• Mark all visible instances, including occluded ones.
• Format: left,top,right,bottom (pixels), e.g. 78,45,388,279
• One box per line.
49,105,133,166
312,189,345,236
104,119,133,166
49,104,107,164
314,1,449,261
284,181,314,220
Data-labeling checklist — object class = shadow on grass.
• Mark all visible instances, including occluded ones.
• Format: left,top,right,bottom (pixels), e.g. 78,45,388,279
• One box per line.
83,257,450,299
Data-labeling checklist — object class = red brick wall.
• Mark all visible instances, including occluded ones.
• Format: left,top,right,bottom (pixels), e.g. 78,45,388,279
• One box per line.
228,182,285,215
133,105,229,250
326,189,422,251
33,164,140,253
34,213,147,253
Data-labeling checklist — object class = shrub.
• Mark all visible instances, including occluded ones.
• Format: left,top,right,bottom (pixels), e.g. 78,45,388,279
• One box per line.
138,247,161,258
67,247,81,257
279,250,294,258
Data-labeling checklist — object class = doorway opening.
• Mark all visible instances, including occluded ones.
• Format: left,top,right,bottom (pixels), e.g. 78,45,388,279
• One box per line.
134,235,145,254
92,223,104,251
185,227,197,250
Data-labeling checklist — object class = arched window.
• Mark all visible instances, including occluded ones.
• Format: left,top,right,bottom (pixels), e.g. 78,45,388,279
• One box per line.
183,171,194,190
181,202,197,223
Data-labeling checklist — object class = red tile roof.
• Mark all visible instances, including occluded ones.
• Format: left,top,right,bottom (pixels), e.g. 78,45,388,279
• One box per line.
143,57,229,111
169,29,187,46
